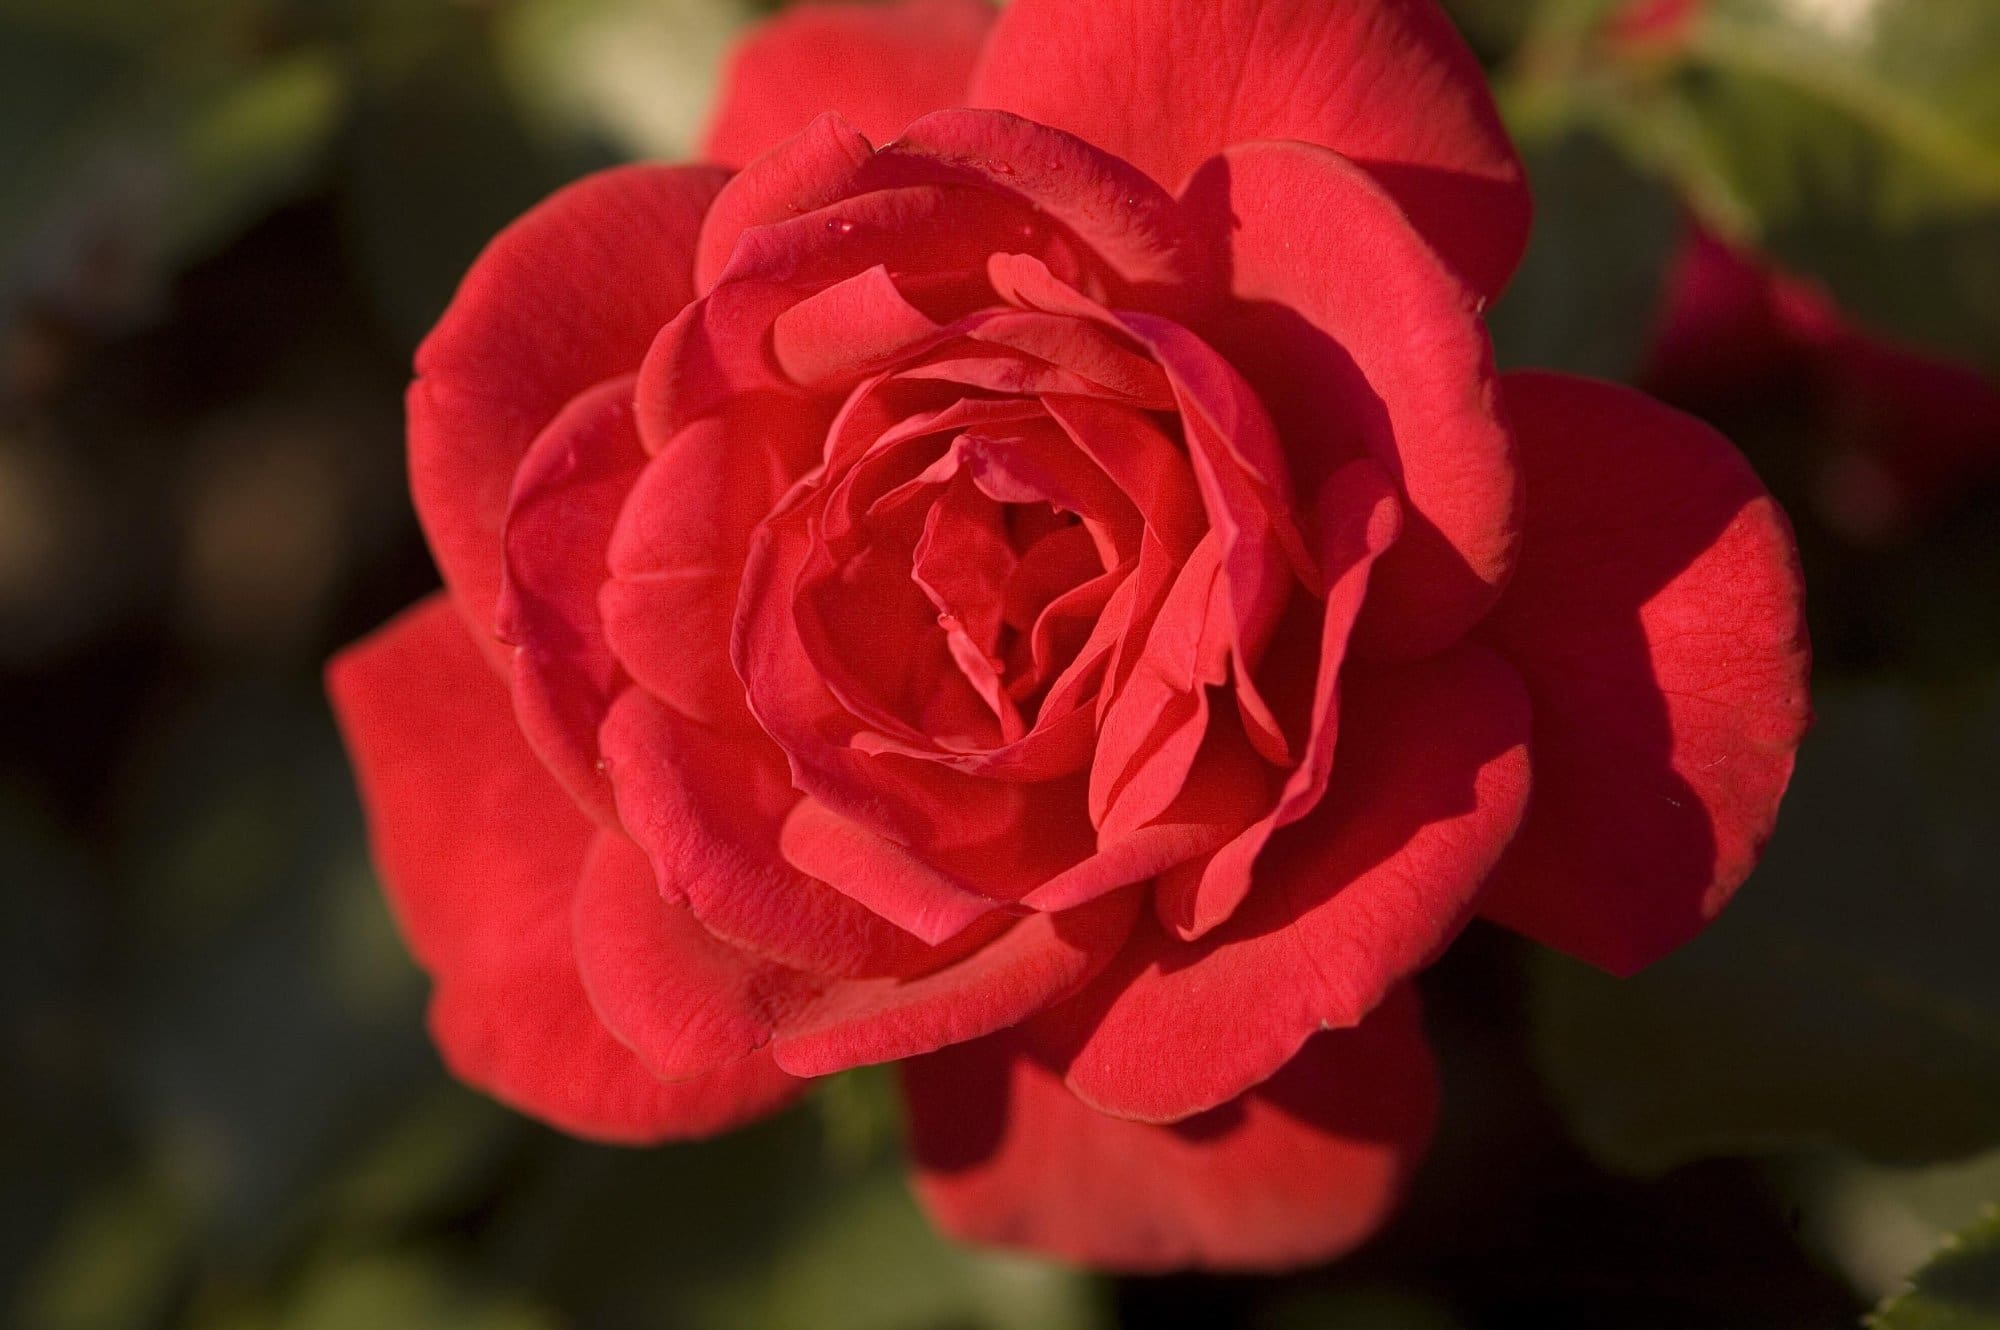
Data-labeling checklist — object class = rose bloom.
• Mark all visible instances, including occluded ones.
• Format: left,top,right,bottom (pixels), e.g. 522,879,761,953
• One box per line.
328,0,1810,1271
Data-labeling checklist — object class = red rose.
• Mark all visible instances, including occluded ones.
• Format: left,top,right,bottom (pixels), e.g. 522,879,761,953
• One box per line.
328,0,1810,1271
1646,226,2000,542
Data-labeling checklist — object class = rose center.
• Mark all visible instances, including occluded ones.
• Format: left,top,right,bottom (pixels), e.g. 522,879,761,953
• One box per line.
788,372,1154,756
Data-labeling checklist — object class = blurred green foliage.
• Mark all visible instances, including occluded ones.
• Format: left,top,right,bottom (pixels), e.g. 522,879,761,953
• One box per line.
1487,0,2000,370
1,0,1997,1326
1532,680,2000,1173
1872,1209,2000,1330
0,0,758,347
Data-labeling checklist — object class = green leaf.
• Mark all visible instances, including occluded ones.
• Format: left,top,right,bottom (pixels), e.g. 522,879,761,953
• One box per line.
0,6,344,324
687,1166,1106,1330
167,51,345,264
266,1254,559,1330
12,1180,187,1330
1486,127,1680,381
1532,678,2000,1173
118,686,431,1263
0,16,134,264
1689,0,2000,223
814,1063,901,1174
1486,0,2000,367
315,1088,519,1236
1442,0,1625,59
341,19,605,351
1873,1209,2000,1330
1775,1150,2000,1303
1597,0,2000,367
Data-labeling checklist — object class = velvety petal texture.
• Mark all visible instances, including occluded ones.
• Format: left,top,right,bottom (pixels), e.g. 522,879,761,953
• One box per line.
1031,645,1531,1123
1477,372,1811,975
971,0,1529,297
411,166,727,656
327,597,807,1142
904,989,1437,1272
703,0,996,169
1186,141,1517,660
497,376,647,823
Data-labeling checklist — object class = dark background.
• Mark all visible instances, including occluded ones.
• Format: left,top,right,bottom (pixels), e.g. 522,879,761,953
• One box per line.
4,1,1998,1327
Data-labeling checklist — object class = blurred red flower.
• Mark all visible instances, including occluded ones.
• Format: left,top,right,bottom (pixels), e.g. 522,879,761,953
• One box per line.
1647,226,2000,542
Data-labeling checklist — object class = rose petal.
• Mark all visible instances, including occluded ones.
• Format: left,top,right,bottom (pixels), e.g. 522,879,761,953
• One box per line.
697,111,878,293
736,470,1037,849
327,596,805,1141
1475,371,1811,975
426,981,806,1146
869,108,1215,303
710,177,1076,310
1024,708,1279,917
497,376,645,822
412,165,727,656
971,0,1528,297
1033,644,1531,1122
1119,310,1315,734
600,686,938,978
771,263,943,386
779,798,1005,946
572,832,818,1082
1089,533,1226,834
964,310,1174,407
1152,460,1402,941
602,395,827,730
774,887,1140,1076
702,0,995,171
1185,139,1518,660
636,279,814,447
903,988,1436,1272
1042,391,1205,556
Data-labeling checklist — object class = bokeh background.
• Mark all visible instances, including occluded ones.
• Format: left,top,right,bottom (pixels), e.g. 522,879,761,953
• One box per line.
3,1,1997,1326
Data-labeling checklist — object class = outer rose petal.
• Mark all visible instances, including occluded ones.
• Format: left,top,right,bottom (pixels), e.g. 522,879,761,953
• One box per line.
971,0,1529,298
1476,372,1810,976
600,687,946,979
702,0,995,169
573,832,816,1083
1186,140,1517,660
412,165,727,656
903,989,1437,1272
1033,645,1531,1123
327,596,805,1141
584,722,1133,1079
497,376,646,823
772,887,1140,1077
427,974,805,1146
